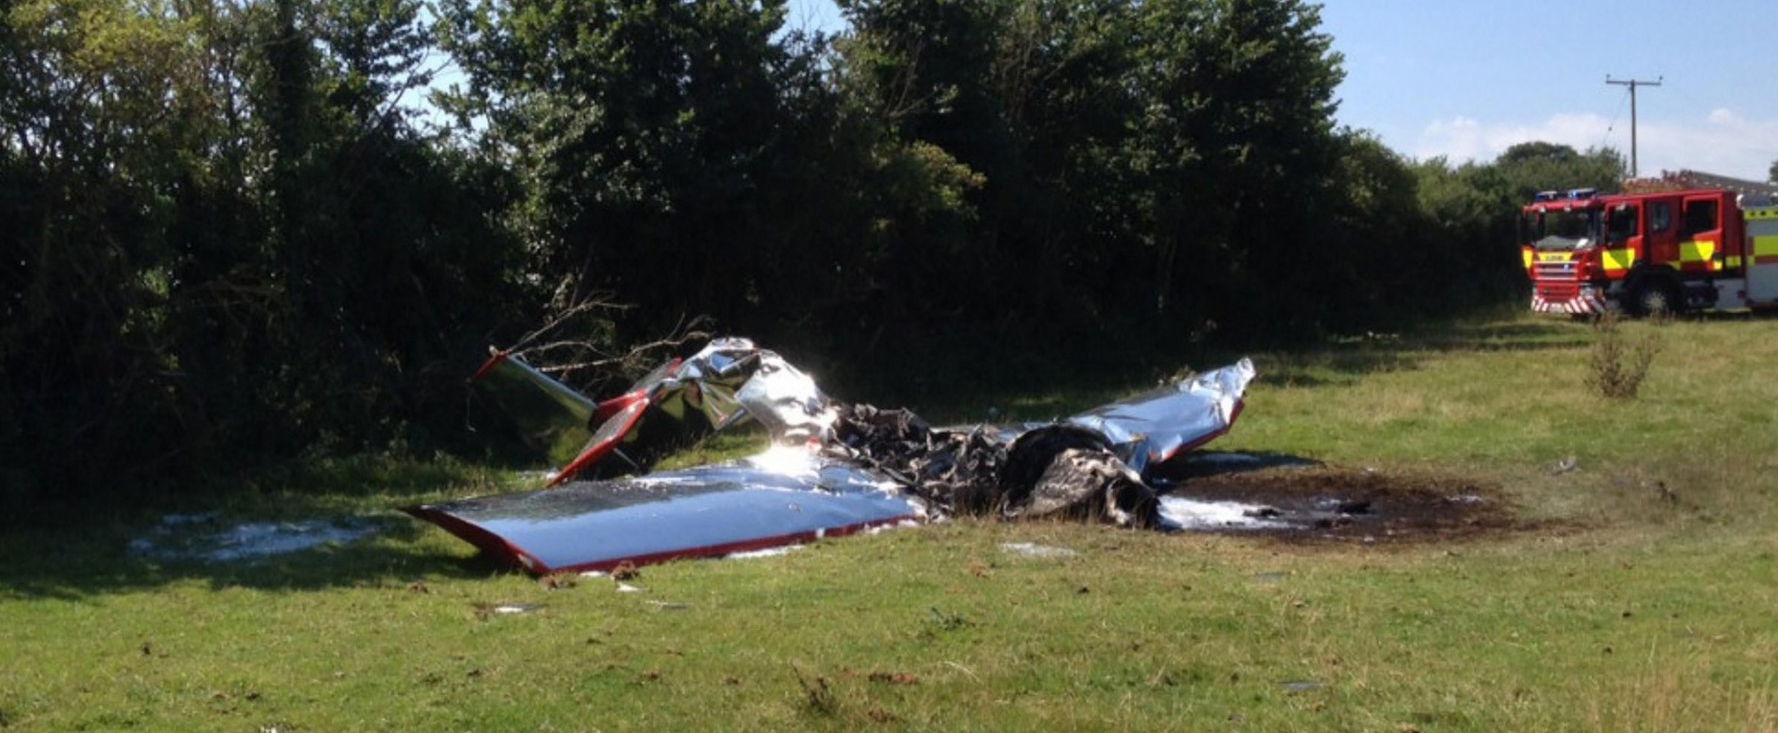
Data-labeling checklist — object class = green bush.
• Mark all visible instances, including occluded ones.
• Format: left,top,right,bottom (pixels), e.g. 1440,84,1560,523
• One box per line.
1585,312,1660,399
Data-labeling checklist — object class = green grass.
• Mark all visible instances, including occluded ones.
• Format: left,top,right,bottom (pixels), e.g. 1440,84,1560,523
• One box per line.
4,313,1778,731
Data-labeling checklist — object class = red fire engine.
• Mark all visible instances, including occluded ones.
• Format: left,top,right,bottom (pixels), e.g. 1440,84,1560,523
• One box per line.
1520,171,1778,315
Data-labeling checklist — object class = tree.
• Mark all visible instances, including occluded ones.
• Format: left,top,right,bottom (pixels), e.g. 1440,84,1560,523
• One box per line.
440,0,816,329
1,0,526,519
1492,142,1623,198
0,0,219,508
834,0,1147,341
1312,131,1433,328
1133,0,1345,335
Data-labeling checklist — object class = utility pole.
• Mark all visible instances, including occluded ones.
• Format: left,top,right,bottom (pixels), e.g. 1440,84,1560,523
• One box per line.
1606,75,1661,177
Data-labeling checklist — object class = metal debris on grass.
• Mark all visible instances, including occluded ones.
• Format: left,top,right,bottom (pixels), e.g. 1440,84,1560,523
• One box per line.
407,337,1257,574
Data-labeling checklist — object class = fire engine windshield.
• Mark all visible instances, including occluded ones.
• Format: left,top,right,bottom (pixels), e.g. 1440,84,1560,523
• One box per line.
1523,209,1599,251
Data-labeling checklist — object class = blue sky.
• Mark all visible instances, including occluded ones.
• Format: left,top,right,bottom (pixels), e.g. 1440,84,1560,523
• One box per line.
785,0,1778,180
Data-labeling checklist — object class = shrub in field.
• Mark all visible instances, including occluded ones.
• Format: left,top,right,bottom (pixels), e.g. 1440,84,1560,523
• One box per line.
1586,312,1660,398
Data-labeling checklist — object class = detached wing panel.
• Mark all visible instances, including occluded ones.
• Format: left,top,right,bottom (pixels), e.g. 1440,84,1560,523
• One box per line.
404,458,921,574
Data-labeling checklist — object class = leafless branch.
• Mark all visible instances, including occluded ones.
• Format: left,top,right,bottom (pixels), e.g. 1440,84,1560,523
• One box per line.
506,293,631,352
529,314,714,378
504,292,712,390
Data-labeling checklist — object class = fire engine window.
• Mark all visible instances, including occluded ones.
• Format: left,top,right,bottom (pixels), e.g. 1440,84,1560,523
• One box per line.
1683,200,1719,237
1607,205,1639,241
1650,202,1672,233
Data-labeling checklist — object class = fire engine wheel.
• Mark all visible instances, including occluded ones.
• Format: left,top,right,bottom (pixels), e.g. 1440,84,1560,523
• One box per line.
1629,278,1681,318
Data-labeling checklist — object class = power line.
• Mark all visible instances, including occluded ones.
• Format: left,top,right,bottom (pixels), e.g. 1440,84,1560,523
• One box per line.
1606,75,1661,177
1599,85,1629,152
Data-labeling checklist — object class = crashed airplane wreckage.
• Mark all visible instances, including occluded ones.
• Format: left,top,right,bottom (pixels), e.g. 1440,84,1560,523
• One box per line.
405,338,1254,574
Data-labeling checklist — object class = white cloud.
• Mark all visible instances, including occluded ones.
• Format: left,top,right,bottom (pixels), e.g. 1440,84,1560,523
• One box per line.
1413,109,1778,181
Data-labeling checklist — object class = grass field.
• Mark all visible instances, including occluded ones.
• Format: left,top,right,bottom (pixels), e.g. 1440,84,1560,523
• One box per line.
4,313,1777,731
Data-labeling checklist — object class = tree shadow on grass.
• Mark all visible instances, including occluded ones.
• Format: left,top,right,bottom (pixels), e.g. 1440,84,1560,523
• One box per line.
872,316,1595,421
1674,308,1778,324
0,459,538,600
0,515,530,601
1255,317,1590,387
